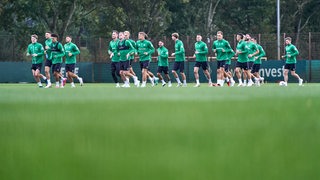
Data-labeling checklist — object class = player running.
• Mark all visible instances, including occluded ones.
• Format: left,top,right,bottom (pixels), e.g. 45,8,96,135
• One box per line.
193,34,212,87
108,30,121,87
281,37,303,86
171,33,187,87
136,32,155,88
26,34,47,88
64,35,83,88
156,40,172,87
212,31,233,86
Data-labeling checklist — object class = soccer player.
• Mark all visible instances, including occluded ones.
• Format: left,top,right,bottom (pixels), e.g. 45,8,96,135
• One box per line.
193,34,212,87
171,32,187,87
224,49,236,86
64,35,83,88
251,37,266,86
136,32,155,88
26,34,47,88
234,33,250,86
124,31,137,77
47,33,65,88
117,31,139,88
156,40,172,87
44,32,53,88
212,31,233,86
245,34,259,86
108,30,121,87
281,37,303,86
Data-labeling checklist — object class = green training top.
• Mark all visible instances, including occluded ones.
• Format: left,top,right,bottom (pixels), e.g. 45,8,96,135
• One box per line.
64,42,80,64
226,49,235,65
48,42,65,64
136,39,155,62
247,41,259,62
284,44,299,64
157,46,169,67
174,39,185,62
27,42,44,64
254,44,266,64
45,38,52,60
212,39,232,61
127,39,137,60
117,39,135,61
108,39,120,62
236,40,249,63
195,41,208,62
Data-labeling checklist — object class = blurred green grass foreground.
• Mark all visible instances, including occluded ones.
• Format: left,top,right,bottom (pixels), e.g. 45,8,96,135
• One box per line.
1,83,320,180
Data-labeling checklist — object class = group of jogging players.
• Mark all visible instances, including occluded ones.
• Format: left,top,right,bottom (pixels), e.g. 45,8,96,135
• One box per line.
27,30,303,88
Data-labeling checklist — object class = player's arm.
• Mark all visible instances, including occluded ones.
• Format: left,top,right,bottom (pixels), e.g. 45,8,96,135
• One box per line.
257,46,266,58
160,48,169,58
55,44,65,58
197,44,208,54
146,42,155,55
291,46,299,57
174,42,185,55
71,44,80,56
223,41,232,53
36,44,45,56
228,49,235,59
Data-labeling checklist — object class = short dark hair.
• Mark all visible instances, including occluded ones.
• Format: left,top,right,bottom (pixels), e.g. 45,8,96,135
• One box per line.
237,33,244,39
51,33,58,38
172,33,179,39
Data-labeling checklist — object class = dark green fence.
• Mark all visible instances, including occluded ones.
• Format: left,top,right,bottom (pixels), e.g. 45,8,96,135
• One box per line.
0,60,318,84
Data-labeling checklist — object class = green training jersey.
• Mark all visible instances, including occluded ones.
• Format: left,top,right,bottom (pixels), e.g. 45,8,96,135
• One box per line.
64,42,80,64
48,42,65,64
45,38,52,60
174,39,185,62
127,39,137,60
254,44,266,64
117,39,135,61
284,44,299,64
157,46,169,67
136,39,155,62
247,41,259,62
212,39,232,61
108,39,120,62
236,40,249,63
27,42,44,64
195,41,208,62
226,49,235,65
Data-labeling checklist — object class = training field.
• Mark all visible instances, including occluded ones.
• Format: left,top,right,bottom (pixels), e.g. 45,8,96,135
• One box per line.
1,83,320,180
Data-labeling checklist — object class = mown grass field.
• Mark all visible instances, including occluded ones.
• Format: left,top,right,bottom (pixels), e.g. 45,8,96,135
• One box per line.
1,83,320,180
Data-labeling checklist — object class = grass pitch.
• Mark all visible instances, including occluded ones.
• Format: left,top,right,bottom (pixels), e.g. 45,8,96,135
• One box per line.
1,83,320,180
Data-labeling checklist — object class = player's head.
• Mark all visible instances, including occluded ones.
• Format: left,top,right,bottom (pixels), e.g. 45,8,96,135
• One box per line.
172,33,179,41
65,36,72,43
124,31,130,39
196,34,202,42
236,33,244,42
158,40,164,47
138,32,147,40
118,32,124,40
45,32,51,39
245,34,251,41
251,37,257,43
285,37,292,45
217,31,223,40
112,30,118,39
31,34,38,43
51,33,58,42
